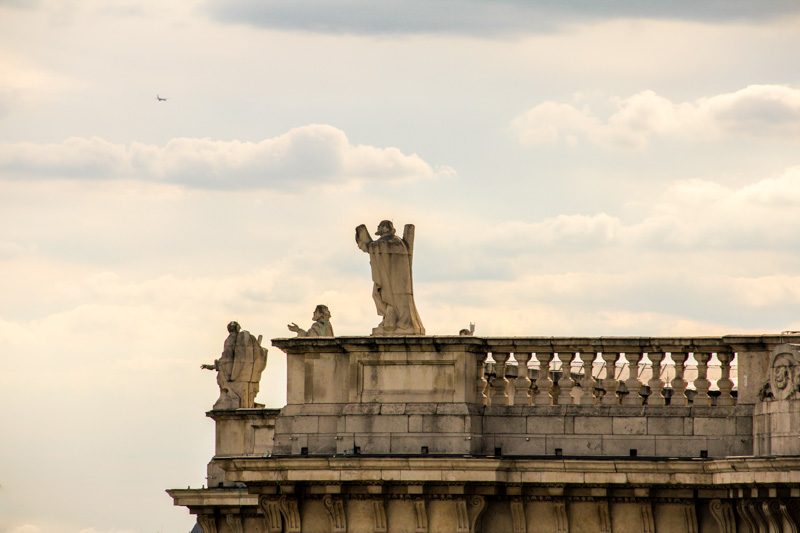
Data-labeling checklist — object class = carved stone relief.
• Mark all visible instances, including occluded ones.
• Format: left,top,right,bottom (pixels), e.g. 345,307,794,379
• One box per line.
196,516,217,533
709,499,736,533
765,344,800,401
323,495,347,533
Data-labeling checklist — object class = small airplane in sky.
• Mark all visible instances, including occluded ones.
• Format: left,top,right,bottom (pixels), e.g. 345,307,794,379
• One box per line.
156,94,168,102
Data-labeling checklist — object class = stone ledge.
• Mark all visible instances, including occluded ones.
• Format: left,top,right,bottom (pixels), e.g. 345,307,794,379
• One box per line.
216,456,800,488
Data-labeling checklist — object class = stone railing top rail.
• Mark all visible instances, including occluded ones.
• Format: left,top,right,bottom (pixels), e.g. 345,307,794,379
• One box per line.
273,334,800,353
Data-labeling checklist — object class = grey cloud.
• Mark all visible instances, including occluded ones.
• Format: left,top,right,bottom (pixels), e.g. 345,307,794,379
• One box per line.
0,125,453,190
207,0,800,35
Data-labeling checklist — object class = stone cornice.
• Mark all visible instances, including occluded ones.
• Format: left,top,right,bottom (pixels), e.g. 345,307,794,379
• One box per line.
216,456,800,488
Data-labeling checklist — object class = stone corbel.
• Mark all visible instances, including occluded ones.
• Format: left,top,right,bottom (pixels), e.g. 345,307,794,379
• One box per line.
510,498,526,533
597,501,611,533
761,500,798,533
413,498,428,533
468,495,486,533
259,495,301,533
455,499,469,533
323,495,347,533
259,496,283,533
372,499,388,533
709,499,736,533
225,513,243,533
777,500,799,533
196,515,217,533
682,502,699,533
554,499,569,533
279,495,302,533
639,501,655,533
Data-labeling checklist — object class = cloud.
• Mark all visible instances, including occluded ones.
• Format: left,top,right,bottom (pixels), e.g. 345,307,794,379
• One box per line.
206,0,800,35
512,85,800,149
460,166,800,254
0,125,453,189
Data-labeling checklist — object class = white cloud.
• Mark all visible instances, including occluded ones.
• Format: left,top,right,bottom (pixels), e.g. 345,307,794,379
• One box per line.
513,85,800,149
0,125,453,190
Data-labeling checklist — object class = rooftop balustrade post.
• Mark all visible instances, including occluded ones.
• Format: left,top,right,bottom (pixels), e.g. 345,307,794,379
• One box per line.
622,351,644,406
579,350,598,405
490,352,512,406
693,351,712,406
647,352,666,406
670,351,689,407
514,351,533,406
557,352,576,405
601,351,621,405
716,351,735,406
476,351,489,406
534,351,555,405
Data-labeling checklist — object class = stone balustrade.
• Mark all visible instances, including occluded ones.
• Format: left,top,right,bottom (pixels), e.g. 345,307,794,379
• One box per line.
473,335,791,408
483,349,737,408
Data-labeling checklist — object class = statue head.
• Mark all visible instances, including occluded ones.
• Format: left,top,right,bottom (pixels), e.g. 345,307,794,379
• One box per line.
375,220,396,237
772,353,793,392
227,321,241,334
313,304,331,321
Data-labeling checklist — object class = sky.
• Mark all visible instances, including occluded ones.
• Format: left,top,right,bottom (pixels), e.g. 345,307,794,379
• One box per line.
1,1,800,531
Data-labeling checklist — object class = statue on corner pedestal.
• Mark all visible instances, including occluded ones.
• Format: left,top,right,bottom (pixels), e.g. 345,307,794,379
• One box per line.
355,220,425,336
288,304,334,337
201,321,268,410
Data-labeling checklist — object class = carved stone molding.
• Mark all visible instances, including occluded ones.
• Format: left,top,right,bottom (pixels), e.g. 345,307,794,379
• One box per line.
740,499,768,533
776,500,799,533
413,498,429,533
683,502,699,533
597,501,611,533
225,514,243,533
259,495,301,533
455,499,470,533
372,499,388,533
279,495,302,533
259,496,283,533
510,498,526,533
468,495,487,533
554,499,568,533
640,501,655,533
323,495,347,533
709,499,736,533
196,516,217,533
762,500,782,533
737,500,758,533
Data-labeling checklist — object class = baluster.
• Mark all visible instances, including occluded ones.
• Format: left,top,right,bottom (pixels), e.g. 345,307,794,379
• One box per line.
670,351,688,406
579,350,598,405
716,351,736,406
647,352,665,406
693,351,712,406
514,351,533,406
534,351,555,405
601,351,621,405
476,351,489,406
622,351,644,406
557,352,576,405
490,352,511,406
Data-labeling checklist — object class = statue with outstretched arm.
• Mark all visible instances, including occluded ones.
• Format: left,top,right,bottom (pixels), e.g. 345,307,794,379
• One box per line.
355,220,425,336
287,304,334,337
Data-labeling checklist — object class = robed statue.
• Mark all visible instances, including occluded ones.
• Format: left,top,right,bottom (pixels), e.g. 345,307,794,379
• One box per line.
201,321,268,409
356,220,425,336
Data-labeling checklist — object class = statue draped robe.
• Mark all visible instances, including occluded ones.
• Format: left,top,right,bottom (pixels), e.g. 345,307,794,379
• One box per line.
356,224,425,336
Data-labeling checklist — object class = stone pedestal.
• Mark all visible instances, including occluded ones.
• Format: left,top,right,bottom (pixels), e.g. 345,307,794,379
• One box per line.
754,399,800,456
